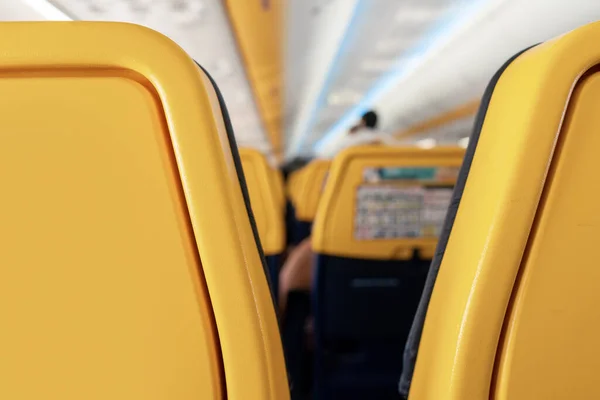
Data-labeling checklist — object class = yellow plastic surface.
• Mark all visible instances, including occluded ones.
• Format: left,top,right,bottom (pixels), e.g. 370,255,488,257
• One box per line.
0,22,287,400
293,159,331,222
312,146,464,260
271,167,286,211
410,21,600,400
224,0,283,158
240,148,286,255
286,168,304,205
495,68,600,400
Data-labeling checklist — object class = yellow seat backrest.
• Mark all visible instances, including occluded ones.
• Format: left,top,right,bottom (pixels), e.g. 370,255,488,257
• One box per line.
286,168,303,206
271,167,286,211
410,20,600,400
240,148,286,256
312,145,464,259
0,22,287,400
293,159,331,222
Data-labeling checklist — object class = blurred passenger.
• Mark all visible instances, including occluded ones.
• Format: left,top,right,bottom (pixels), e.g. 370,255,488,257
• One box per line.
336,110,396,152
279,238,313,312
350,110,379,133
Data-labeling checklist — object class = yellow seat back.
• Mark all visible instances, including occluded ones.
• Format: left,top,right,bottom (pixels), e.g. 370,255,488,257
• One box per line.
293,159,331,222
0,22,288,400
310,145,463,398
312,145,464,259
240,148,286,256
409,21,600,400
286,168,303,206
271,167,286,211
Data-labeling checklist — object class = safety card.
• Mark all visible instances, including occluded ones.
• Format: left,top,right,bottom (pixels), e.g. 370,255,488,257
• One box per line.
354,167,458,240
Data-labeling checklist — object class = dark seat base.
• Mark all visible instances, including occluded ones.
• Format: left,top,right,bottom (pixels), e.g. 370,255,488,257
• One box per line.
313,254,430,399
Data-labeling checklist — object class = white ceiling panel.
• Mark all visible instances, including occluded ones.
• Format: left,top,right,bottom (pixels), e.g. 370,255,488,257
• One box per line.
48,0,274,162
311,0,490,158
0,0,59,20
284,0,359,158
290,0,469,158
377,0,600,133
285,0,322,137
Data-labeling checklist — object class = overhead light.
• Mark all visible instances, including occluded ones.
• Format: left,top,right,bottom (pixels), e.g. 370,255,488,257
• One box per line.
458,137,470,148
416,138,436,149
327,90,362,106
397,54,421,72
21,0,72,20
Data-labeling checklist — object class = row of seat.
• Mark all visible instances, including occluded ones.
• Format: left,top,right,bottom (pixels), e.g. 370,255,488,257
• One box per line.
239,148,286,296
5,19,600,400
244,20,600,400
287,159,331,245
311,146,464,399
167,123,463,398
277,146,463,398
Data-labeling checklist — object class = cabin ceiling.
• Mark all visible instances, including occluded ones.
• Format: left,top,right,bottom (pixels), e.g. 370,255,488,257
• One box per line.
4,0,600,163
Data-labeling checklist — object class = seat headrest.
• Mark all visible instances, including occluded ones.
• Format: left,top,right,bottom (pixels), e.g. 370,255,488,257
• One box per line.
291,159,331,222
240,148,286,255
312,145,464,260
